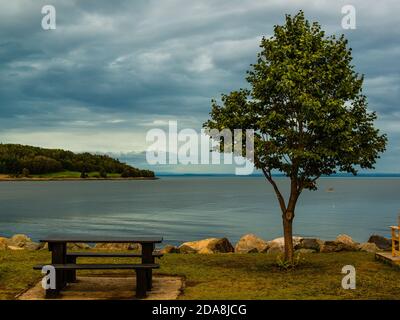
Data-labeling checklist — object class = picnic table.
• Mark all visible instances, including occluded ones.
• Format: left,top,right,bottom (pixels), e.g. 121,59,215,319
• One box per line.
33,234,163,298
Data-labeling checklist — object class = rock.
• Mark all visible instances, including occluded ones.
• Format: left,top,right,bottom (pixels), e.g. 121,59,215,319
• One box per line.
319,241,344,253
318,237,359,253
160,245,179,254
179,238,234,254
266,242,284,254
178,244,197,254
94,243,140,251
0,237,8,250
7,245,24,250
67,243,92,250
368,235,391,250
336,234,354,245
7,234,40,250
358,242,381,253
295,248,316,254
267,236,303,252
8,234,31,247
341,243,359,251
198,247,215,254
300,238,321,251
335,234,359,251
24,242,42,250
235,234,269,253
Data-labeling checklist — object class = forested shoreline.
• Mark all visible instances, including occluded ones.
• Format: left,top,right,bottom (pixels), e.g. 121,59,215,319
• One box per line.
0,144,154,178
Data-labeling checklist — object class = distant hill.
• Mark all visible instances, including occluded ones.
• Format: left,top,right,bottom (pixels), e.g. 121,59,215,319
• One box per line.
0,144,154,178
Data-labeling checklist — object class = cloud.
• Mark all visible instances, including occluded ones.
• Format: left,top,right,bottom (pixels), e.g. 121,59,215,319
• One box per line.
0,0,399,172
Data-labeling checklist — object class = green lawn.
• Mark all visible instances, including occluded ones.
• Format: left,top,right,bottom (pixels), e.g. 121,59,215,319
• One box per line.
0,250,398,300
31,171,81,178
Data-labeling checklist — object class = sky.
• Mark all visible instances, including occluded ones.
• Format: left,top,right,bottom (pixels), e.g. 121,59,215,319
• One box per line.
0,0,399,174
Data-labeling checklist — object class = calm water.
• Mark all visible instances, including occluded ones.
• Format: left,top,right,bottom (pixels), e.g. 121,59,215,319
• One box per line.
0,177,399,246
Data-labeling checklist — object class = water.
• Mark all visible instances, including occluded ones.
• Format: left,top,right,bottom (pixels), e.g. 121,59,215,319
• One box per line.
0,176,399,246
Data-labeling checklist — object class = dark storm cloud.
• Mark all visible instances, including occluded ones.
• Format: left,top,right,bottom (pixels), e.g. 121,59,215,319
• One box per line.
0,0,399,170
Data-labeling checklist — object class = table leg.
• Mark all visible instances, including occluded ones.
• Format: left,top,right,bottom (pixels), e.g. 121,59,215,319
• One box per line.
136,269,147,298
142,243,155,290
66,255,77,282
48,242,67,296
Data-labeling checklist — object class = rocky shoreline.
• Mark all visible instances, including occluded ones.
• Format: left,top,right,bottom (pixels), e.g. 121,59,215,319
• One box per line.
0,233,392,255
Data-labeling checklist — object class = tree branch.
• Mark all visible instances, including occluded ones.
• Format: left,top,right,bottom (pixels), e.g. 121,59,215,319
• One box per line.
287,177,300,214
262,167,287,213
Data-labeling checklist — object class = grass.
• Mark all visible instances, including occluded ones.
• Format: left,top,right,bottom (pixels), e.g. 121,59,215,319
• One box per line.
0,250,399,300
31,171,81,178
0,250,50,299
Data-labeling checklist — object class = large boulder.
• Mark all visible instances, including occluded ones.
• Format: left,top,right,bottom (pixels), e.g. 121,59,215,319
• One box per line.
235,234,269,253
94,243,140,251
7,234,41,250
24,242,42,250
7,245,24,250
160,245,179,254
368,235,391,250
267,236,303,253
0,237,8,250
267,242,284,254
358,242,380,253
319,241,345,253
335,234,359,251
299,238,322,251
178,244,197,254
8,234,31,247
179,238,234,254
336,234,356,246
198,247,215,254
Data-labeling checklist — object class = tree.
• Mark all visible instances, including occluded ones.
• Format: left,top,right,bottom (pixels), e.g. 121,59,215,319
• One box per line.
22,168,30,177
204,11,387,263
121,168,131,178
121,167,141,178
80,171,88,179
99,168,107,178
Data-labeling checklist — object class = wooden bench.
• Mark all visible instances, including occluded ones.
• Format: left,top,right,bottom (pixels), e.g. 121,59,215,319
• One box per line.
64,252,163,282
34,263,159,298
66,252,163,258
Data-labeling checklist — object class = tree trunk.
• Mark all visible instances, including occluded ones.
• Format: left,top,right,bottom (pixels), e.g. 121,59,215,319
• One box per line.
283,212,294,263
262,168,299,264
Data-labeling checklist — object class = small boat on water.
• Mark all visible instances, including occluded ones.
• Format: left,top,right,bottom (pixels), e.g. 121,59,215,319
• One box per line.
326,187,335,192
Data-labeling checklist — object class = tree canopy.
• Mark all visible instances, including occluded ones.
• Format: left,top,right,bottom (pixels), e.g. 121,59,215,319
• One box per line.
204,11,387,262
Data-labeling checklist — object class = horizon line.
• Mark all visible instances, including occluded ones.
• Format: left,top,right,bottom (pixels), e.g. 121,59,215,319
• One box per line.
155,172,400,177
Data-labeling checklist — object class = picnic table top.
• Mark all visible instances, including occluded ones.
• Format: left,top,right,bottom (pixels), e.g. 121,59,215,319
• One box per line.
39,234,163,244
